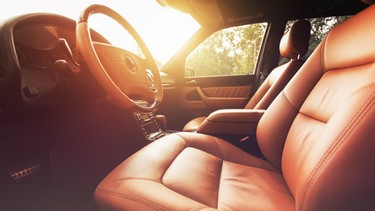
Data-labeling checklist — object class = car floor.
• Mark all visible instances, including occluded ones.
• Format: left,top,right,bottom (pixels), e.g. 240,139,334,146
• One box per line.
0,102,150,211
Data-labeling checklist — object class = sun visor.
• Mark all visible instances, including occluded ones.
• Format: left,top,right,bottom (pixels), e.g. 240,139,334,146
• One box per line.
190,0,224,27
156,0,224,28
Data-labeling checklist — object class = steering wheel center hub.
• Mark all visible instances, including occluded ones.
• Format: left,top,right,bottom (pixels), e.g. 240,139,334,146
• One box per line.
76,4,163,112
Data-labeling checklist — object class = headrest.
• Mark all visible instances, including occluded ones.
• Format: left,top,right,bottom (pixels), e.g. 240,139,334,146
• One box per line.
323,4,375,70
279,19,311,59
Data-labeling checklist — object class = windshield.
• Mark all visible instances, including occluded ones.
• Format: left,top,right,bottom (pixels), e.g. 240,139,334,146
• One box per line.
0,0,200,67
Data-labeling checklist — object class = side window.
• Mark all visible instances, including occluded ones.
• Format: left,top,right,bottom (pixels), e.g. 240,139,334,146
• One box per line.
185,22,268,77
280,16,351,64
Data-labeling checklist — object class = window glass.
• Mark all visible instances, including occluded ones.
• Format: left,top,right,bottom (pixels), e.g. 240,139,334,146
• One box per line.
0,0,200,68
185,22,268,77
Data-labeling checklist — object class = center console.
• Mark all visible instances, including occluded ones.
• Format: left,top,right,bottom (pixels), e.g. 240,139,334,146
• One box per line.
195,109,266,136
134,112,165,141
195,109,266,157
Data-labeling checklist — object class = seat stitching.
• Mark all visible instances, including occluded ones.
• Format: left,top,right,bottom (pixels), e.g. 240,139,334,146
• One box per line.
321,35,375,72
216,160,224,209
299,111,327,124
281,91,298,111
159,134,214,207
348,82,375,98
302,93,375,209
100,136,188,187
175,133,190,149
151,141,187,159
189,207,209,211
326,62,375,73
301,91,375,210
96,188,169,211
166,134,223,209
160,134,188,183
213,136,224,158
321,36,328,72
103,177,160,184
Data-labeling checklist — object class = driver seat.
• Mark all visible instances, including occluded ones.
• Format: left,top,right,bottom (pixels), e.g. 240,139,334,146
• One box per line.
95,4,375,211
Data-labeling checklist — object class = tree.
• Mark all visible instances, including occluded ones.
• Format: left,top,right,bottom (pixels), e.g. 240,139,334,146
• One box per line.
186,16,350,77
186,23,267,77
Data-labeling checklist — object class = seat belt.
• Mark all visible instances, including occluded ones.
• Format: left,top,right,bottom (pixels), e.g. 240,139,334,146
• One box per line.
250,69,270,97
259,71,269,85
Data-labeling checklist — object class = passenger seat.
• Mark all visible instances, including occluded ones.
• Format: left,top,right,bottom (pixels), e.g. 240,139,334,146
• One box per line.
183,19,311,132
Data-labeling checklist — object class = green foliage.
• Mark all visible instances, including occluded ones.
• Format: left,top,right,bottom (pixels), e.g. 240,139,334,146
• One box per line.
186,16,351,77
186,23,267,77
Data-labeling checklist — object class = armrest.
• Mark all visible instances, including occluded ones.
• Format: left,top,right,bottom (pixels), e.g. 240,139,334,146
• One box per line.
196,109,265,135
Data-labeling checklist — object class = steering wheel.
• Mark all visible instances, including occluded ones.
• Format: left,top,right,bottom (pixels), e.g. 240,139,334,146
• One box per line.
76,4,163,113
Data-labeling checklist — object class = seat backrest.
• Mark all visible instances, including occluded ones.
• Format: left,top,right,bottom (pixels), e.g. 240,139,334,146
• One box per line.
257,5,375,210
245,19,311,109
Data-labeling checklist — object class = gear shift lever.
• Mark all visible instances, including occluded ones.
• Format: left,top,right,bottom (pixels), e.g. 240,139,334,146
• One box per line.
155,115,166,131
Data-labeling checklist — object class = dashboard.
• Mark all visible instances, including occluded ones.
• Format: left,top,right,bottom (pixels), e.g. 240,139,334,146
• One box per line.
14,24,78,70
0,13,110,117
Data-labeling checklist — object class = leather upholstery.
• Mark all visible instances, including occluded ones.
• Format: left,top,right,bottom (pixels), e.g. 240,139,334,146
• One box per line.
95,5,375,211
183,19,311,132
95,133,294,210
257,6,375,210
182,116,207,132
195,109,265,135
279,19,311,59
244,59,304,109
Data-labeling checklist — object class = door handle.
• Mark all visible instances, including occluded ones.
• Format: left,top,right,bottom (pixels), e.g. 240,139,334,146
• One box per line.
186,79,197,85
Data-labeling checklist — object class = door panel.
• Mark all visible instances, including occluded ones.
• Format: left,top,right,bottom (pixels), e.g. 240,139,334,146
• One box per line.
200,86,251,98
158,22,268,131
179,75,255,117
157,73,255,131
180,86,251,110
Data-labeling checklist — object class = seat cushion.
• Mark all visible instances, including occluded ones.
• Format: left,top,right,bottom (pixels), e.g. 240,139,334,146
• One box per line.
95,132,295,210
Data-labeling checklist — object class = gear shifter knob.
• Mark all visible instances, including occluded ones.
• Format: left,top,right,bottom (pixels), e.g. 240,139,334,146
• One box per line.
155,115,166,131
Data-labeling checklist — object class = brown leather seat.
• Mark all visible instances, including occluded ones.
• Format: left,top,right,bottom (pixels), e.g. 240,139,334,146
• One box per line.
95,5,375,211
183,19,311,132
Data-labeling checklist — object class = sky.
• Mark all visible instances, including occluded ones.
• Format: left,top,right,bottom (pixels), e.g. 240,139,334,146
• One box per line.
0,0,200,65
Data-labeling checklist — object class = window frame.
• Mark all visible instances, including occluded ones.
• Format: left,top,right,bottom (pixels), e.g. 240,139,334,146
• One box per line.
184,22,269,78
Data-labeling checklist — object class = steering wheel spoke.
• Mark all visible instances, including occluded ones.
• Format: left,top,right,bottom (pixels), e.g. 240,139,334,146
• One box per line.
76,4,163,112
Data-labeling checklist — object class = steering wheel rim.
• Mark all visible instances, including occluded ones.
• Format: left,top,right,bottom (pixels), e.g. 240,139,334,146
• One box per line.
76,4,163,113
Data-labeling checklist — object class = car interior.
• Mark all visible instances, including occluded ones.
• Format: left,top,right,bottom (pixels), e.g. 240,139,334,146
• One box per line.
182,19,311,133
0,0,374,210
